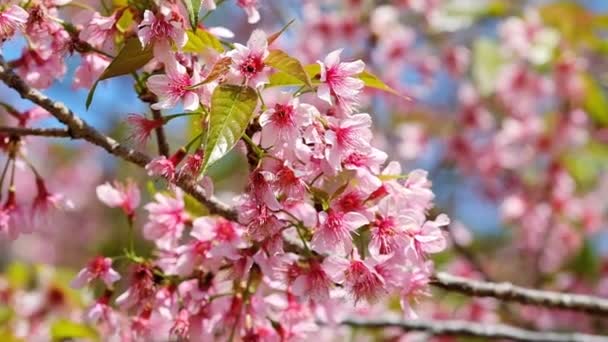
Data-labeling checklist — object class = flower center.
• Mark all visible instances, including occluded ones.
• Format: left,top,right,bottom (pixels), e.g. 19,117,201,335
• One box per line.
239,55,265,78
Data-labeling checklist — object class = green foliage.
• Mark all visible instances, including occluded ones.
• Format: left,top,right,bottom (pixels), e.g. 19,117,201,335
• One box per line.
86,37,154,109
568,240,601,280
202,85,258,174
51,320,99,341
267,63,401,96
582,74,608,127
264,50,312,88
183,29,224,54
539,2,608,52
6,262,31,289
182,0,202,29
563,142,608,190
472,38,503,96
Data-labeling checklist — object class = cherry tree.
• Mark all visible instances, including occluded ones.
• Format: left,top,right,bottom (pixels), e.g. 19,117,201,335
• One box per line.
0,0,607,341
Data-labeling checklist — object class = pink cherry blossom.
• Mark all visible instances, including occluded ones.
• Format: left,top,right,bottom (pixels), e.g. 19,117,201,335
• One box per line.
317,49,365,114
126,113,164,145
71,256,121,288
0,4,28,43
325,113,373,171
311,210,368,255
237,0,261,24
145,148,187,180
228,29,270,87
31,178,74,230
73,53,110,90
138,6,187,57
291,260,334,301
79,12,116,51
143,190,189,248
259,92,315,148
147,58,201,111
96,179,140,217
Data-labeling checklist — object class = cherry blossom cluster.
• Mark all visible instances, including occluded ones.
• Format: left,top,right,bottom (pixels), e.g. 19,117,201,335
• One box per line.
0,0,451,340
283,0,608,332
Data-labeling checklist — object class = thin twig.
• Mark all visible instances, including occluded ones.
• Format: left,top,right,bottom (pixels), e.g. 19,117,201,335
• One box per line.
0,126,71,138
340,318,608,342
431,272,608,316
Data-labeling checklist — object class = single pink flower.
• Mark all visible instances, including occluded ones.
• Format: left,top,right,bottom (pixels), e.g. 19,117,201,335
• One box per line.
96,179,141,217
311,210,368,255
228,29,270,87
73,53,110,90
249,169,281,211
237,0,261,24
138,5,187,56
143,189,189,248
0,190,27,240
0,5,28,43
71,256,121,288
126,113,164,145
116,264,156,310
323,254,387,303
31,178,74,230
79,12,116,50
147,58,200,111
145,148,187,180
259,92,314,148
325,114,373,171
291,260,333,301
317,49,365,114
404,212,449,257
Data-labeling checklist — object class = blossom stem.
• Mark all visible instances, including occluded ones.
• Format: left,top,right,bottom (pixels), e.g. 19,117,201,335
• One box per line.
256,88,266,110
241,134,264,160
0,158,11,196
163,112,202,122
185,132,205,152
126,214,135,256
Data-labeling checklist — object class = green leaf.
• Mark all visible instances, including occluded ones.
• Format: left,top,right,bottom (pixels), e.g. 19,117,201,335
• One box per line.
265,50,312,88
99,38,153,80
51,320,98,341
86,37,154,109
268,63,402,96
472,38,504,96
582,73,608,126
568,240,600,280
358,70,403,97
116,9,134,33
183,29,224,54
183,0,202,29
202,85,258,174
6,262,30,289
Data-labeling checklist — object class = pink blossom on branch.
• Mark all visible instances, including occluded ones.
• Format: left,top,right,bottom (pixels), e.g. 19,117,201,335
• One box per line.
71,256,121,289
0,4,28,43
317,49,365,115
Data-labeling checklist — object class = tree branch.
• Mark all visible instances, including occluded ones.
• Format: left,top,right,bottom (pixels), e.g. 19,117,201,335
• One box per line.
0,126,71,138
341,318,608,342
151,108,170,157
431,272,608,316
0,55,236,221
